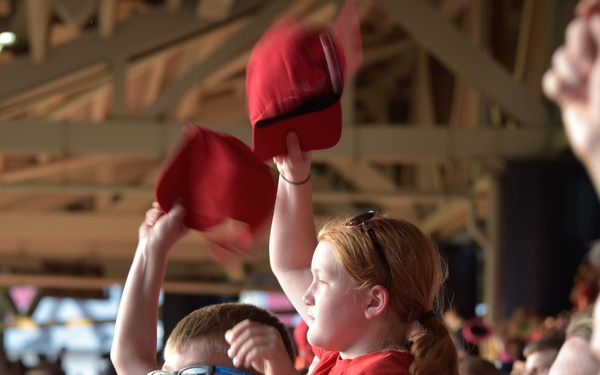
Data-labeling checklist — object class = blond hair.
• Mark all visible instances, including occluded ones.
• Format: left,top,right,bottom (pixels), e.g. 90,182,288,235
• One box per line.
318,213,459,375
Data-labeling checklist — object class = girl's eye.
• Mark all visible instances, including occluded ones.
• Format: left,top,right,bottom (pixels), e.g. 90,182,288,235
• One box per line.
310,271,327,285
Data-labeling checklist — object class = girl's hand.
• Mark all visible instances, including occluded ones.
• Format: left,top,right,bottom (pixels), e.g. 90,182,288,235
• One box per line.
272,132,312,184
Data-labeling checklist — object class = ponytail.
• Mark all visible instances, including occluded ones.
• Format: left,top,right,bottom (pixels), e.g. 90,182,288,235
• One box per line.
409,316,459,375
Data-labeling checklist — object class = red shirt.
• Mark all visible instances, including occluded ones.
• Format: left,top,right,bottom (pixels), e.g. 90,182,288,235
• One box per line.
311,347,413,374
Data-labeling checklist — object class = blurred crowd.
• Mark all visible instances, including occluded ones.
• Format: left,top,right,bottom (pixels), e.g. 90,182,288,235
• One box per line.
439,243,600,375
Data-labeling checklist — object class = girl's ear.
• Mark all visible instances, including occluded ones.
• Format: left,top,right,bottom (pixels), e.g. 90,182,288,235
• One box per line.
364,285,388,319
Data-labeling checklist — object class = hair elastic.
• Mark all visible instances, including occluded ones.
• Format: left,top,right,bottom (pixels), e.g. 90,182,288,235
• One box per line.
280,173,311,185
417,310,437,325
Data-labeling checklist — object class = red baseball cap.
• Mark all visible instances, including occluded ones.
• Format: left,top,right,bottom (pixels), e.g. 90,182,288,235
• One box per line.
154,123,276,233
246,1,362,161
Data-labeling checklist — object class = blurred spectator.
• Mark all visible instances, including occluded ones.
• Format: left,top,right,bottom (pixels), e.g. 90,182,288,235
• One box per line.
522,331,565,375
569,260,599,312
0,350,14,374
25,352,66,375
0,355,28,375
499,336,526,374
459,355,501,375
550,304,599,374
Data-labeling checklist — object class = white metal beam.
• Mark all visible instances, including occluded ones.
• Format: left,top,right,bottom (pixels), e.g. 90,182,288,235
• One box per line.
0,120,565,160
0,155,118,183
25,0,54,64
141,0,293,118
0,0,264,102
0,212,207,262
98,0,117,39
197,0,235,21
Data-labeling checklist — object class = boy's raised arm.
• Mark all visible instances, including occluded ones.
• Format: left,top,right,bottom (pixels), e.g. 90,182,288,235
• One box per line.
111,203,188,375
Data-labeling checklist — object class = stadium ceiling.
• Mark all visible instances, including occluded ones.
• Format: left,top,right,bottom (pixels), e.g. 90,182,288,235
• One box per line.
0,0,574,312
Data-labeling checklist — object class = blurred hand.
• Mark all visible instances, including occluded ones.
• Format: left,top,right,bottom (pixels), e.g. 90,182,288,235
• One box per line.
577,0,600,18
225,319,296,375
204,218,255,271
543,15,600,162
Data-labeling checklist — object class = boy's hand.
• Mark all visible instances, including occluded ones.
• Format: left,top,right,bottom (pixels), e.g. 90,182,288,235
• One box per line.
225,319,296,375
139,202,189,254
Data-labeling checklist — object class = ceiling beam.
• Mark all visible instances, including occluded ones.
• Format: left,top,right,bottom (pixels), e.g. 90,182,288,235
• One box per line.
24,0,53,64
420,199,470,236
0,0,264,102
140,0,293,118
0,155,123,183
513,0,557,97
98,0,118,39
0,120,566,160
197,0,235,21
0,212,208,262
378,0,551,127
35,19,248,120
0,182,468,203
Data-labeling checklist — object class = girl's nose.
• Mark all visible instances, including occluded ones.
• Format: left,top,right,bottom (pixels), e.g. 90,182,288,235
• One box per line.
302,286,314,306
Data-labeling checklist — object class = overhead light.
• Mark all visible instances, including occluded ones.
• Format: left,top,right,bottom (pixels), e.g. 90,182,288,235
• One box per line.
0,31,16,46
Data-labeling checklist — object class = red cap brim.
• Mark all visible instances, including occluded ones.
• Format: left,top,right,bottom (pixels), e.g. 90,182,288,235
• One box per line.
252,100,342,161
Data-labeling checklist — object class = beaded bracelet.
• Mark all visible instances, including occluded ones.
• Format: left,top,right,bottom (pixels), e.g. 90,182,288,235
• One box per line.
280,173,311,185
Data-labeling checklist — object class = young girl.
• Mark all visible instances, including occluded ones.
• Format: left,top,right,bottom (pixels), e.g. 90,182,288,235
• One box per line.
267,132,460,374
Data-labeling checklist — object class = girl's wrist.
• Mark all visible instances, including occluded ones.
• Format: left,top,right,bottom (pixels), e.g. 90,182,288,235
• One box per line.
280,173,311,185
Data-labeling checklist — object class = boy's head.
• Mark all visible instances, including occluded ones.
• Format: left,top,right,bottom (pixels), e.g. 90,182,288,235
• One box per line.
163,302,296,375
